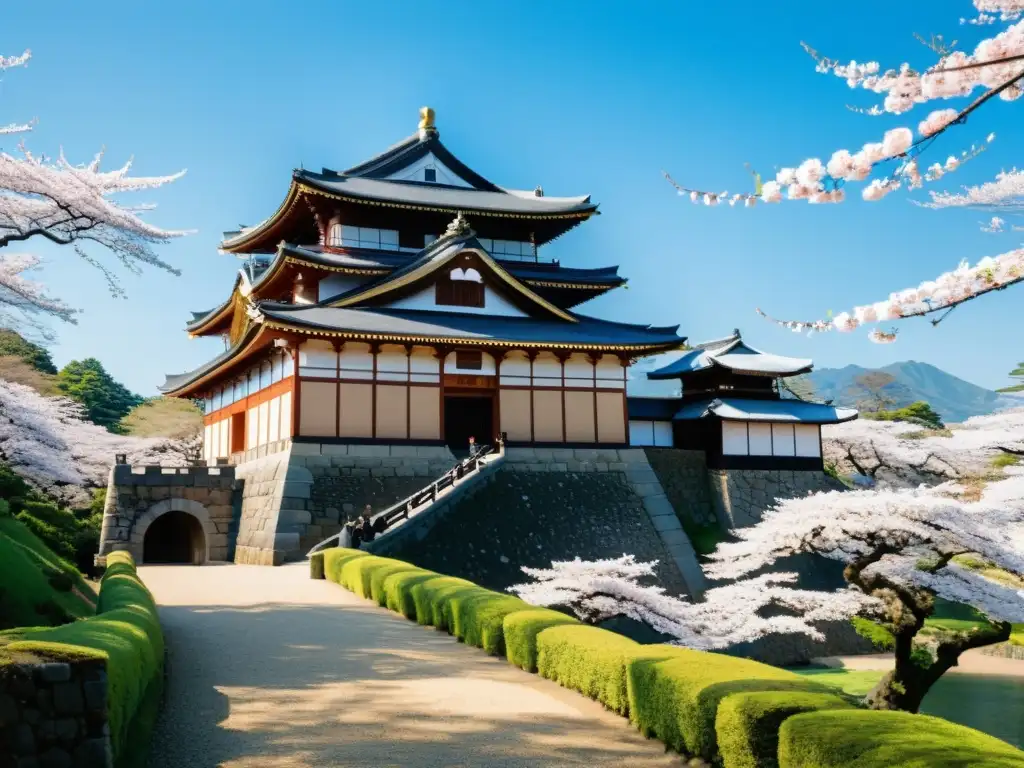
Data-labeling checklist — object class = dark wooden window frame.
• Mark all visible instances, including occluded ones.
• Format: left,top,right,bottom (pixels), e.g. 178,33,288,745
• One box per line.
455,350,483,370
436,275,484,308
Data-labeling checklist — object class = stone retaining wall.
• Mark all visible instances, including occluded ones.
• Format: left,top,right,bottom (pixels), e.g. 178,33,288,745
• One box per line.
0,658,111,768
643,448,717,529
707,468,844,529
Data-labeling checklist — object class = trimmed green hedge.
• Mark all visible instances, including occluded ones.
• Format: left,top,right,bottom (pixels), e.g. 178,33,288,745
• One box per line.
504,608,579,673
315,548,1024,768
381,568,440,620
3,551,163,767
627,646,833,759
778,709,1024,767
716,691,854,768
536,624,639,715
309,551,325,580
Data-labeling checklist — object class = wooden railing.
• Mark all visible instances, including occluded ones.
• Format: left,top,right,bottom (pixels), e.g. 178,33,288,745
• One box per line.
305,434,506,557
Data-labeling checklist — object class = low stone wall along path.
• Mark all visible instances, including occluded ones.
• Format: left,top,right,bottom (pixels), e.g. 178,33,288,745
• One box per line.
141,563,681,767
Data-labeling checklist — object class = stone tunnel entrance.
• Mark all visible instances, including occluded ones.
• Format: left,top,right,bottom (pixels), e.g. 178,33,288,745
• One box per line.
142,511,206,564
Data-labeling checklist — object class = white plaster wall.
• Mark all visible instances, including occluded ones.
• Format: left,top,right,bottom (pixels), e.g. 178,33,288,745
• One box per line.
444,351,496,375
532,352,562,386
722,422,749,455
410,346,440,383
385,283,529,317
564,353,594,388
299,340,337,378
596,354,625,389
772,423,796,456
318,274,372,301
499,350,531,386
748,422,773,456
339,342,373,379
795,424,821,457
628,420,674,447
377,345,410,382
385,151,474,187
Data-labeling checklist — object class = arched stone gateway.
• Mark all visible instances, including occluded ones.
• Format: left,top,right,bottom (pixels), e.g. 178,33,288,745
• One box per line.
136,498,215,565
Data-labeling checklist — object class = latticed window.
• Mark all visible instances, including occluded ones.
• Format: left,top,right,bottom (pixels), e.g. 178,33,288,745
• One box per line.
455,350,483,370
436,272,484,307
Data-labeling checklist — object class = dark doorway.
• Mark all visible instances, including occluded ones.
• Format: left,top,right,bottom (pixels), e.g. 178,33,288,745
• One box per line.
142,511,205,564
444,395,493,455
230,411,246,454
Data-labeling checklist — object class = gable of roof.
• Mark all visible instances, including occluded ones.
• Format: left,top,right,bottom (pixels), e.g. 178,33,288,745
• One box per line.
647,332,813,379
322,226,579,323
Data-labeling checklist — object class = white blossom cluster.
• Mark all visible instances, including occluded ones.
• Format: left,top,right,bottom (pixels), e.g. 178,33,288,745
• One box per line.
811,13,1024,114
963,0,1024,24
509,555,879,649
926,167,1024,211
0,49,188,333
759,247,1023,340
704,472,1024,625
823,408,1024,488
0,380,197,505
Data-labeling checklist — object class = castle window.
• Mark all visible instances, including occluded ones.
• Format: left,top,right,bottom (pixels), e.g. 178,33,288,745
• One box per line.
327,223,342,246
436,270,484,308
456,350,483,370
424,167,437,182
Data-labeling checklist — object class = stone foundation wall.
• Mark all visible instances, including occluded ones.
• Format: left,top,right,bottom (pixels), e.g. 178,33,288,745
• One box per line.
708,468,844,529
0,658,111,768
643,448,717,529
98,465,238,563
396,468,694,596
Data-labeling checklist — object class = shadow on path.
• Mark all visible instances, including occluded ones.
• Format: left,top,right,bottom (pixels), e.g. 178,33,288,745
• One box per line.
142,565,680,768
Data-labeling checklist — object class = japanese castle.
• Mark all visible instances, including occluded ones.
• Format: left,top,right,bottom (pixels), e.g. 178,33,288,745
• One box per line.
163,108,685,460
163,109,855,469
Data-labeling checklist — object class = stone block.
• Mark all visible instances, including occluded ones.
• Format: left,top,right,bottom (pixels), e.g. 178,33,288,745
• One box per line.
626,468,659,485
643,495,677,519
571,449,598,462
54,717,79,741
354,457,383,468
631,482,663,498
504,447,537,461
649,513,681,533
526,463,548,472
0,692,17,725
209,546,229,561
658,528,691,547
395,466,416,477
37,663,71,683
371,467,396,477
320,444,349,456
73,738,112,768
546,463,568,472
390,445,420,458
617,448,649,463
279,481,311,499
330,456,356,468
415,445,452,459
52,683,84,716
348,444,391,458
302,455,331,468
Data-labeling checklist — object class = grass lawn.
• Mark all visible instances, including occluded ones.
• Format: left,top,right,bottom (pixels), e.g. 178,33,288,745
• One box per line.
789,667,884,697
0,516,95,630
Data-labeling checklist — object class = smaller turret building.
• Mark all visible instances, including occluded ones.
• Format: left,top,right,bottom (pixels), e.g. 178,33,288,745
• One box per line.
627,330,858,471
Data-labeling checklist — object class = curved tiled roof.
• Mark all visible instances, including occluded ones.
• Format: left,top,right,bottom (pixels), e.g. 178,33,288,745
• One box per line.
673,397,858,424
647,331,812,379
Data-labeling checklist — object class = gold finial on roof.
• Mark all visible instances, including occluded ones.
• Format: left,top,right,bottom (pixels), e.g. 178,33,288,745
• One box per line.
419,106,436,131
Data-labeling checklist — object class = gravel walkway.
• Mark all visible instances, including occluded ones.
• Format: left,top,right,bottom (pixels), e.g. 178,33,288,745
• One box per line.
141,563,680,768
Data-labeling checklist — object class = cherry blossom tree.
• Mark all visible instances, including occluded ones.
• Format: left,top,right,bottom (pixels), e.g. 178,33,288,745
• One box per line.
0,49,188,341
512,410,1024,713
0,379,198,506
509,555,879,651
664,1,1024,339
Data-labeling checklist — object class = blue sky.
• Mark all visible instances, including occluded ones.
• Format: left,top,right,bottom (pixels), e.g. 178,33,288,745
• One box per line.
2,0,1021,395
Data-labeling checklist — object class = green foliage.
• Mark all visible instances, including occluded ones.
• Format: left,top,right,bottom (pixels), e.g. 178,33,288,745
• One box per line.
789,667,885,698
0,329,57,373
321,547,370,584
2,552,164,766
625,646,832,759
118,396,203,439
998,363,1024,394
536,624,639,714
0,516,94,630
381,568,440,620
993,452,1022,469
852,617,896,651
57,357,142,431
410,575,476,631
446,588,532,656
503,608,579,673
683,521,728,557
716,691,853,768
861,401,945,430
777,709,1024,767
309,551,325,580
317,548,1024,767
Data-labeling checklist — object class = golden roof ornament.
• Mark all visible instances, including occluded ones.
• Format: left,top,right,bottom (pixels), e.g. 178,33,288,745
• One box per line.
418,106,436,137
444,212,471,237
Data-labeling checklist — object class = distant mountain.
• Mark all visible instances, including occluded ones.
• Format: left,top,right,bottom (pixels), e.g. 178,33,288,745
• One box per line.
809,361,1023,424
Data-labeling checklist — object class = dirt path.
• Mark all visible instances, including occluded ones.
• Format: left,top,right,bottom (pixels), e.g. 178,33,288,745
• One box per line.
815,650,1024,677
141,562,680,768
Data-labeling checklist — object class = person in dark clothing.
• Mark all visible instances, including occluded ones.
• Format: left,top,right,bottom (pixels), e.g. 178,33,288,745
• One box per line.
358,505,376,543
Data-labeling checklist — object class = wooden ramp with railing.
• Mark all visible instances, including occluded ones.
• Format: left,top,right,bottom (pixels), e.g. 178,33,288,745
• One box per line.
306,438,506,558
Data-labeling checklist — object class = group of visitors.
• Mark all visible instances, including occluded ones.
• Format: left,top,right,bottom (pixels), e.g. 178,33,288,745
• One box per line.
340,504,380,549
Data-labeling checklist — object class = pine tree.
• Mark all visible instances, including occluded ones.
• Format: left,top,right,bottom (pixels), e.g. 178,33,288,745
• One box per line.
56,358,142,431
999,363,1024,394
0,329,57,373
